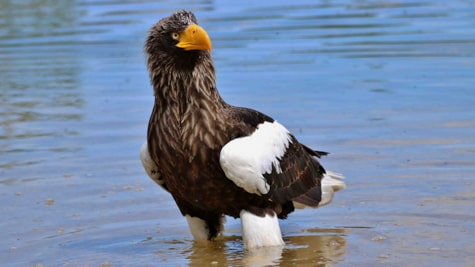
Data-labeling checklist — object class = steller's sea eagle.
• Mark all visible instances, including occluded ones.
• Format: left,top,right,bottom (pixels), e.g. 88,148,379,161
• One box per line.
140,10,346,249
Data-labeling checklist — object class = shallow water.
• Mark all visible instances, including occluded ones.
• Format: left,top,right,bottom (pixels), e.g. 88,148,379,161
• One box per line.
1,0,475,266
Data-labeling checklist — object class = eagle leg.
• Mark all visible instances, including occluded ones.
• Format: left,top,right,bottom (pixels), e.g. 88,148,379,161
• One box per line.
185,214,225,240
240,210,285,249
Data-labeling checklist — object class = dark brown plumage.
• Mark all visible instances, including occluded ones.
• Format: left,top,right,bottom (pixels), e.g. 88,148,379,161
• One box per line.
142,10,345,247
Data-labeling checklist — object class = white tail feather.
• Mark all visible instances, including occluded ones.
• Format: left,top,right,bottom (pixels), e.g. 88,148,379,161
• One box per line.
319,171,346,207
293,171,346,209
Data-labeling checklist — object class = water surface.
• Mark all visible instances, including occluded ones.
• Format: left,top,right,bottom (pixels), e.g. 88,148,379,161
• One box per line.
1,0,475,266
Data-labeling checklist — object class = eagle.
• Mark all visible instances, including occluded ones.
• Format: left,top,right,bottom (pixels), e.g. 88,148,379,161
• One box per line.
140,10,345,249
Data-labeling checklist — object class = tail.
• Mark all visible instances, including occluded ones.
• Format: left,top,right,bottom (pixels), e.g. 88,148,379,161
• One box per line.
318,171,346,207
293,171,346,209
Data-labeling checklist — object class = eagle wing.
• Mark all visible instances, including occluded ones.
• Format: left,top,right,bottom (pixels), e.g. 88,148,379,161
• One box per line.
219,108,325,207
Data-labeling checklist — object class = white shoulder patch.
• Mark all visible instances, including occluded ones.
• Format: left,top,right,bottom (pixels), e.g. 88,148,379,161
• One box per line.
219,121,292,195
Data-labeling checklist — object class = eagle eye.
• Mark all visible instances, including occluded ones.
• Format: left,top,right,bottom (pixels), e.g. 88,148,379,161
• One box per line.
171,32,180,40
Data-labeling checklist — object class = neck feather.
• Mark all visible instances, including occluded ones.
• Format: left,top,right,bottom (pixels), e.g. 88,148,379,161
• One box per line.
147,51,224,109
147,50,230,161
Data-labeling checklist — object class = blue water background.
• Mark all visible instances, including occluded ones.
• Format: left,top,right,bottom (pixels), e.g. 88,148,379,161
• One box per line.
1,0,474,266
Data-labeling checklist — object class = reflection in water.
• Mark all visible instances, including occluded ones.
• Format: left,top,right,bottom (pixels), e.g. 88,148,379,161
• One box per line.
241,246,284,267
184,229,347,266
282,234,347,266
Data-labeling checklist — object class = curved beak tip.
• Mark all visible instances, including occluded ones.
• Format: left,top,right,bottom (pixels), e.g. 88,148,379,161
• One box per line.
177,24,212,51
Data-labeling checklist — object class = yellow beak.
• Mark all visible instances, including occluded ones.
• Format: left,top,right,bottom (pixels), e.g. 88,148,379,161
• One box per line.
176,24,212,51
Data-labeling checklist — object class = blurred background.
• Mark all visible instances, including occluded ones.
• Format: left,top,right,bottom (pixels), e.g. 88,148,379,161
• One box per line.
1,0,474,266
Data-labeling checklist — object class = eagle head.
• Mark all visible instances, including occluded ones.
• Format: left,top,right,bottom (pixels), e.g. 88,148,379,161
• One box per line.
145,10,211,59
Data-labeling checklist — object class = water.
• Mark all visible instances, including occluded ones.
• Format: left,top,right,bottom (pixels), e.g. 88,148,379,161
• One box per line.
1,0,474,266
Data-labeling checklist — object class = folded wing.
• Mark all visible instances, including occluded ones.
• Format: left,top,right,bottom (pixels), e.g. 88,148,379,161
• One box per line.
219,120,326,207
